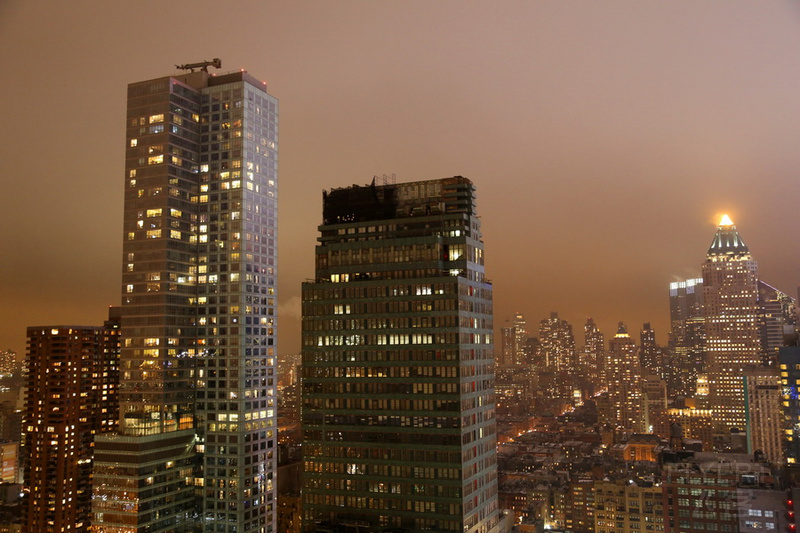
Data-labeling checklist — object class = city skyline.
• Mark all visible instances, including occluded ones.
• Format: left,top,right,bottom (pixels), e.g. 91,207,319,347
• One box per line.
2,2,800,355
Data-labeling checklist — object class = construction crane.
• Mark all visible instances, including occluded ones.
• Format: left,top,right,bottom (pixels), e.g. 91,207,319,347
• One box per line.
175,58,222,73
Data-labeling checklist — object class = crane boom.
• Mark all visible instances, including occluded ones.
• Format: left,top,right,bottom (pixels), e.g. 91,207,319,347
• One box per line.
175,58,222,73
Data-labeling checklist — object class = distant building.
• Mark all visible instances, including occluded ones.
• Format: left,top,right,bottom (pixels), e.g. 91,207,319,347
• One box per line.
0,444,18,486
514,313,528,366
538,313,577,399
758,280,796,364
500,326,516,367
640,374,667,433
23,320,119,533
301,177,500,533
653,407,714,451
606,323,642,433
538,312,576,373
639,322,660,374
593,478,663,533
584,318,605,390
701,215,762,433
779,347,800,466
667,278,704,396
0,352,16,377
743,368,783,463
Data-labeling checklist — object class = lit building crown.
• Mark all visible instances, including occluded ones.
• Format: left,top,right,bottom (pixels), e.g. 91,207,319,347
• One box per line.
707,214,749,258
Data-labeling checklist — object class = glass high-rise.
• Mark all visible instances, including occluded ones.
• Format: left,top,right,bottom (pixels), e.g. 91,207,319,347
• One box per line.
301,177,500,533
93,65,278,533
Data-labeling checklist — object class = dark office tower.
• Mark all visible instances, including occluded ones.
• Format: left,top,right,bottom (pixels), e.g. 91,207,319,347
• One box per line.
93,64,279,533
584,318,605,388
667,278,704,396
702,215,762,433
301,177,499,533
23,319,120,533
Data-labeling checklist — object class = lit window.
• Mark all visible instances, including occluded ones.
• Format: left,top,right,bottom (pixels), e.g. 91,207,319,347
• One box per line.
130,139,138,147
148,155,164,165
149,114,164,124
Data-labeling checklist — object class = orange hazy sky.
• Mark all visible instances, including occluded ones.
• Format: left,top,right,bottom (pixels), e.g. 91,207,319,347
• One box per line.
1,1,799,355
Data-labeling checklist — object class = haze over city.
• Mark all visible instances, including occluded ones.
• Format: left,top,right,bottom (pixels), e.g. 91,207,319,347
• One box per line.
2,1,800,354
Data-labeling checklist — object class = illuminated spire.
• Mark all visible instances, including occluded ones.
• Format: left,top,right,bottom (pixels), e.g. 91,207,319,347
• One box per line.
719,214,734,226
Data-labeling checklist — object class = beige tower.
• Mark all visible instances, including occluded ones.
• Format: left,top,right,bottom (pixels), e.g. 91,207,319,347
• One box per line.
744,368,783,463
701,215,762,433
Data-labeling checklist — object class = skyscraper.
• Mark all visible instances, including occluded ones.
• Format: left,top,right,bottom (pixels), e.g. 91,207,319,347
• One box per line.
23,319,119,533
667,278,704,396
538,312,576,374
583,317,605,390
701,215,762,433
537,312,577,401
93,62,279,533
513,313,527,366
605,322,642,433
639,322,659,374
301,177,500,533
499,326,516,367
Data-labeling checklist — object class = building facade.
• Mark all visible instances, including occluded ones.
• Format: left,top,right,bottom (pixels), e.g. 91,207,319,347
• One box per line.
743,368,783,464
779,347,800,466
23,321,119,533
701,216,762,433
93,64,279,533
301,177,499,533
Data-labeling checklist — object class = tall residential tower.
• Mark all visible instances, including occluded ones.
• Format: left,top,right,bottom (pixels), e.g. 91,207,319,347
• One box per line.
23,319,119,533
301,177,500,533
93,63,279,533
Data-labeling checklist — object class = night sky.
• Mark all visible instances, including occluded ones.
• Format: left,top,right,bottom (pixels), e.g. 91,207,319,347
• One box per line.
2,2,799,356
